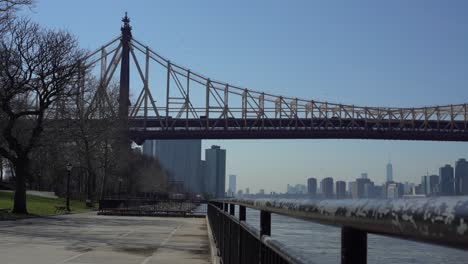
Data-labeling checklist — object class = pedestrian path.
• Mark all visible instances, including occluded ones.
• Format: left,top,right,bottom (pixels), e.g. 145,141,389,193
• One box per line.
0,190,58,198
0,212,210,264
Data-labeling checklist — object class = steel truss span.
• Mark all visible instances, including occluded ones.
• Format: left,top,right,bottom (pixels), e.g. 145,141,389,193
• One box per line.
82,17,468,142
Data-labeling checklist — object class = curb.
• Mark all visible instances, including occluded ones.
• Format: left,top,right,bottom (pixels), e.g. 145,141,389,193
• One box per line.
206,216,221,264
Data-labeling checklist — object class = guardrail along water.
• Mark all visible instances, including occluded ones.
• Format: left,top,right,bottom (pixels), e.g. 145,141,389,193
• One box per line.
207,197,468,264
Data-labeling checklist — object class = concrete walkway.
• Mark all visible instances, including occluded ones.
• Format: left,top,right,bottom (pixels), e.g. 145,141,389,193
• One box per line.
0,190,58,198
0,212,210,264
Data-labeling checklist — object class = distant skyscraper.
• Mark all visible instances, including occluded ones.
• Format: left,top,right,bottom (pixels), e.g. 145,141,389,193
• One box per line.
199,160,207,192
421,175,429,195
439,165,454,196
228,175,237,196
320,177,334,198
307,178,317,197
361,173,368,179
414,183,425,195
384,182,403,199
386,183,399,199
373,185,384,198
428,175,440,195
336,181,346,199
363,182,376,198
455,159,468,195
205,145,226,198
353,178,373,198
403,182,414,195
386,162,393,182
142,140,202,194
246,188,250,195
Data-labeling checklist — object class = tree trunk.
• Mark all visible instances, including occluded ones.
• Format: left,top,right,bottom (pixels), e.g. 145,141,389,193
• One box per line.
100,170,107,200
99,140,109,200
86,169,95,201
83,139,95,202
0,158,3,183
12,157,29,214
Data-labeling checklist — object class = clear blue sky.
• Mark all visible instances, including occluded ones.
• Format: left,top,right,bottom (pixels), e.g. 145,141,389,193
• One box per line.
27,0,468,193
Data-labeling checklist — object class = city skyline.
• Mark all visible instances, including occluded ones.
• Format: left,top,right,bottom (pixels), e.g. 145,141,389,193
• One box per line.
214,140,468,193
235,156,468,194
28,0,468,194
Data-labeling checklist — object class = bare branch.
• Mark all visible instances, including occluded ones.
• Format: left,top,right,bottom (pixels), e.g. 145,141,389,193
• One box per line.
0,18,86,213
0,0,34,33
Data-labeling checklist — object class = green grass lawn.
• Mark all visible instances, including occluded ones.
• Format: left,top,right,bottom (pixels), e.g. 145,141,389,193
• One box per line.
0,191,91,219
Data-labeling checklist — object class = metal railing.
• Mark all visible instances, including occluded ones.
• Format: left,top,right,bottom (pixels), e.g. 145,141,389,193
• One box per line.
99,198,207,217
208,197,468,264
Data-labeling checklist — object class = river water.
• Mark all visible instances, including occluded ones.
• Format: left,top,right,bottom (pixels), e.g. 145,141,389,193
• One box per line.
242,208,468,264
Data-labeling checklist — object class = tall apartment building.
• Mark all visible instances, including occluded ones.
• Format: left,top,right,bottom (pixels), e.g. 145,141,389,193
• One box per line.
352,178,374,199
386,162,393,182
307,178,317,197
142,140,202,194
439,164,454,196
228,175,237,197
455,159,468,195
205,145,226,198
320,177,334,199
336,181,346,199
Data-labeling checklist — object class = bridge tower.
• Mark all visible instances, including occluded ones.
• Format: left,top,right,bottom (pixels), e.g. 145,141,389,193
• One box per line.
119,12,131,121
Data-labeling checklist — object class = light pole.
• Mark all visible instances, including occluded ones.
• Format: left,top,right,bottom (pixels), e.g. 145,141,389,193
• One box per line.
118,177,123,199
66,163,72,212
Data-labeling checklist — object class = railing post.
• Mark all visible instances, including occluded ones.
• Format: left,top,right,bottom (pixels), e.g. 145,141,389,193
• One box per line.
238,205,246,264
260,211,271,236
239,206,246,221
217,203,222,247
222,203,228,263
341,227,367,264
218,202,223,256
228,204,236,264
229,204,235,216
260,211,271,263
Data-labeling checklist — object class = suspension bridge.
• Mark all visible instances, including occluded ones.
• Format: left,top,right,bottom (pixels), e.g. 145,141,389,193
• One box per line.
10,14,468,264
81,14,468,144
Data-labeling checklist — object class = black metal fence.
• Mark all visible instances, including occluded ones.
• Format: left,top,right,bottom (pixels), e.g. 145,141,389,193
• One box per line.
208,197,468,264
208,202,308,264
99,199,207,217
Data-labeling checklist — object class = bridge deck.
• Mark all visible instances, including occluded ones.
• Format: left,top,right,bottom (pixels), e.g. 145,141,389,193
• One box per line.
0,212,210,264
128,117,468,141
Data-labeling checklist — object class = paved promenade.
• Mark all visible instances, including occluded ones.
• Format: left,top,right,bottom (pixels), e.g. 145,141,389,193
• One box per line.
0,212,210,264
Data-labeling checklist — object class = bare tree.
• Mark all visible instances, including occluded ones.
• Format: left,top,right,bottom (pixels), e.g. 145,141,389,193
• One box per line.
0,0,33,33
0,19,86,214
71,77,121,201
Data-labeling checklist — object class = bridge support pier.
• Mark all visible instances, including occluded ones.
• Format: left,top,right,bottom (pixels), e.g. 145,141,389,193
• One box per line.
119,12,131,121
